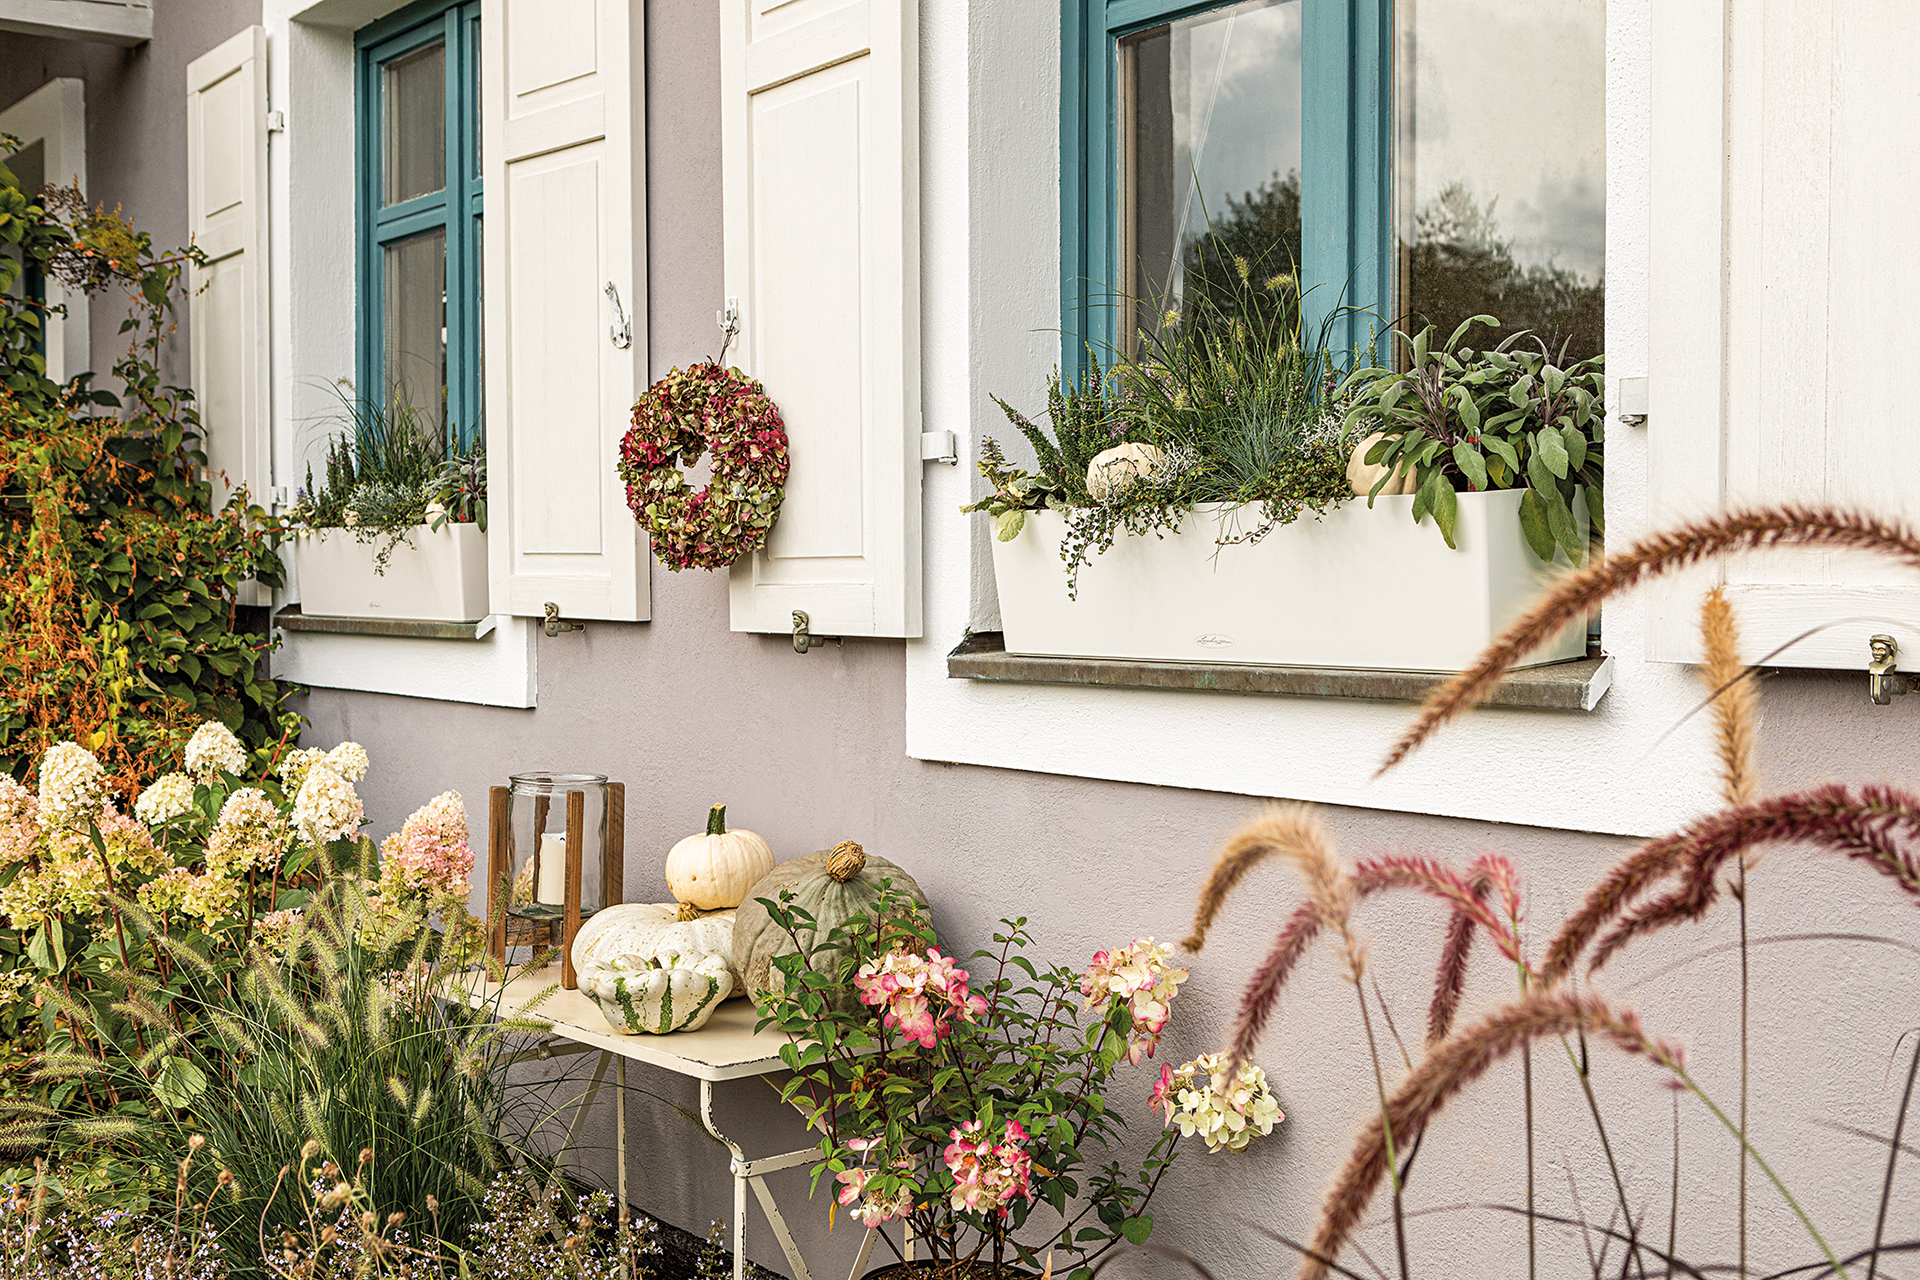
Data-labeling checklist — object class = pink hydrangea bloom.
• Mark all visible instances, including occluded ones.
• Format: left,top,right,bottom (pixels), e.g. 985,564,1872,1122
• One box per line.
379,791,474,897
1081,938,1189,1063
0,779,40,867
853,947,987,1048
942,1119,1034,1218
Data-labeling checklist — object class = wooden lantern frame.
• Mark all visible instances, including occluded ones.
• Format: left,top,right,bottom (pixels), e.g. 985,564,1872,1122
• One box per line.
486,780,624,988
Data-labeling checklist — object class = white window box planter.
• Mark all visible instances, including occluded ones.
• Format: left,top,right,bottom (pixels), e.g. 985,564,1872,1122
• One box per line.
297,525,490,623
989,491,1588,673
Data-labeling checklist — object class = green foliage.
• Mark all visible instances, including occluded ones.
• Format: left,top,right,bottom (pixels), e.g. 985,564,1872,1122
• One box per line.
1340,315,1606,558
0,140,296,786
289,386,485,574
755,886,1180,1280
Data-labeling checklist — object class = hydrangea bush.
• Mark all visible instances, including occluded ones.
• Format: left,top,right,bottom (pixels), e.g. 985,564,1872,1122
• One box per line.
755,886,1281,1280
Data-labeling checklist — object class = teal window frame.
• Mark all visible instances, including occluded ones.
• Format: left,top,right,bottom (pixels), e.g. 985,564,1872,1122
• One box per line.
356,0,483,450
1060,0,1392,370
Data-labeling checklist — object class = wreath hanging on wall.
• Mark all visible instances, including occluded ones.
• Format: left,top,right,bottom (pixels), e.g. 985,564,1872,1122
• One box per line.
618,363,790,572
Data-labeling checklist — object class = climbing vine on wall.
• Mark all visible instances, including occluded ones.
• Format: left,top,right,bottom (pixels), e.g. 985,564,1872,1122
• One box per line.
0,145,298,791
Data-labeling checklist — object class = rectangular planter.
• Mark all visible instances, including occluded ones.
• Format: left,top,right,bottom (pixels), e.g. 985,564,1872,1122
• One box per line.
989,491,1588,673
297,524,490,623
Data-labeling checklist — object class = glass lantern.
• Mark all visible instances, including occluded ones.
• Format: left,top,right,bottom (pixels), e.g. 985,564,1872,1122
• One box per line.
487,772,625,979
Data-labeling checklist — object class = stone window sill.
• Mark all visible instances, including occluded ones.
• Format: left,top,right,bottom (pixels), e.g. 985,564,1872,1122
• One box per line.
274,606,497,642
946,631,1613,711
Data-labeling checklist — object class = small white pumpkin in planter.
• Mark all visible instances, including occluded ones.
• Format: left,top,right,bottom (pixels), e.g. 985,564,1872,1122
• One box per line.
665,804,775,911
570,901,742,991
1086,442,1167,502
582,952,734,1035
1346,431,1418,498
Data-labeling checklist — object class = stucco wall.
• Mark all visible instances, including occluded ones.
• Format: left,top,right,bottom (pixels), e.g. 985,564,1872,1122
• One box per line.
0,0,262,384
19,0,1920,1275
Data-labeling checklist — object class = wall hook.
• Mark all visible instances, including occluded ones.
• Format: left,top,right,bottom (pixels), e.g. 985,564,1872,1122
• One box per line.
605,282,632,350
1869,634,1915,704
792,610,840,654
544,603,585,638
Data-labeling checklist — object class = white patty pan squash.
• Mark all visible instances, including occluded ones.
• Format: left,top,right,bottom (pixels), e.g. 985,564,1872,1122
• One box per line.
570,902,742,993
665,804,776,910
582,952,734,1035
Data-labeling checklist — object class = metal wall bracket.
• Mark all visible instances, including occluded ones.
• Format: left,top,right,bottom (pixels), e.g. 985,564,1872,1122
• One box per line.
605,282,632,349
544,603,585,638
1869,634,1915,704
791,610,839,654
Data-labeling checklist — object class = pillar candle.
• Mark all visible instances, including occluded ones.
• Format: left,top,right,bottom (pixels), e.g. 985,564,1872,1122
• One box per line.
536,831,568,906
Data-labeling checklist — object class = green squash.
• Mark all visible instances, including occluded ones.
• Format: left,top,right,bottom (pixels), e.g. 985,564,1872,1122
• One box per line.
730,840,929,1009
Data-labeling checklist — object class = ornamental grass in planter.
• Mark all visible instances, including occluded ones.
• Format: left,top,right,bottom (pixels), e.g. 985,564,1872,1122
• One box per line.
1182,505,1920,1280
968,274,1605,671
289,390,488,622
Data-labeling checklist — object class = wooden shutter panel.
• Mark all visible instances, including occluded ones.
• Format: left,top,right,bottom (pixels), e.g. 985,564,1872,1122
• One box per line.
186,27,270,515
1647,0,1920,668
482,0,648,621
722,0,923,639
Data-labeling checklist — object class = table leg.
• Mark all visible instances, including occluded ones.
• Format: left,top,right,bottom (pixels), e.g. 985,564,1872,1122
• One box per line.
699,1078,820,1280
845,1227,878,1280
617,1056,630,1280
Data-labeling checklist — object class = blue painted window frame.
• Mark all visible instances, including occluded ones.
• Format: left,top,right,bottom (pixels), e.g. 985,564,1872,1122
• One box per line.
355,0,483,450
1060,0,1392,371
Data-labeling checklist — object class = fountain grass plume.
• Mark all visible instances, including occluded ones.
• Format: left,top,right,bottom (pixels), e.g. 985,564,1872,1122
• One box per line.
1377,506,1920,774
1298,990,1680,1280
1186,804,1348,954
1700,587,1758,810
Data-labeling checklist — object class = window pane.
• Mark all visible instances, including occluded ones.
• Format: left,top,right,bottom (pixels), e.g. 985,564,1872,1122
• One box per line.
384,229,447,440
383,41,446,206
1397,0,1605,361
1119,0,1303,351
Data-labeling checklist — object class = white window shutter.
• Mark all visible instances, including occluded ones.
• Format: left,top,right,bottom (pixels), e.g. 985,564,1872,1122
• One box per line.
1647,0,1920,669
722,0,923,639
186,27,270,516
482,0,649,622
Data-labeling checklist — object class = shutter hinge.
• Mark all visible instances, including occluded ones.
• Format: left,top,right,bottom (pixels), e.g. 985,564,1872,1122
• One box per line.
1618,376,1648,426
919,430,958,466
265,110,286,133
270,485,292,509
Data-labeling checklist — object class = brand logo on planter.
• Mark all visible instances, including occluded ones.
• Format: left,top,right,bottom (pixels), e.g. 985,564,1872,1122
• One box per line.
1195,634,1234,648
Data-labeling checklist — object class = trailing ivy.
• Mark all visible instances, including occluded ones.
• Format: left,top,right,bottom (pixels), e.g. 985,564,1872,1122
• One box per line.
0,141,298,790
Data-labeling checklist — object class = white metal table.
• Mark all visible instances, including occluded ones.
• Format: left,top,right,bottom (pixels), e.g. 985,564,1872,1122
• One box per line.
473,964,883,1280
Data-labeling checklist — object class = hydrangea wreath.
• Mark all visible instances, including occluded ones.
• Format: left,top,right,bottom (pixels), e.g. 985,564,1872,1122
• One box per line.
618,363,790,571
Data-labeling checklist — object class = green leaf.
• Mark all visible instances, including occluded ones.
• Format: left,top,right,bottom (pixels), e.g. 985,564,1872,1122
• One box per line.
993,509,1026,542
152,1056,208,1109
1431,480,1459,549
1535,427,1569,479
1454,387,1482,437
1584,482,1606,536
1518,488,1555,561
1545,490,1582,562
1451,442,1488,491
1120,1215,1155,1246
1561,424,1588,472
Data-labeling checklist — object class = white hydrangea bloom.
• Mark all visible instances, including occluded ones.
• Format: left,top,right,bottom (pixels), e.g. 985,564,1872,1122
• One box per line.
206,787,287,874
325,741,370,784
292,763,363,846
134,772,197,825
1152,1053,1283,1154
37,742,106,830
184,721,247,781
277,747,331,794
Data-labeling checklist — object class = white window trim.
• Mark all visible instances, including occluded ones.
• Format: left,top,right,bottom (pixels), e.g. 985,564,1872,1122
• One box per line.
262,0,537,709
0,77,88,383
903,0,1725,841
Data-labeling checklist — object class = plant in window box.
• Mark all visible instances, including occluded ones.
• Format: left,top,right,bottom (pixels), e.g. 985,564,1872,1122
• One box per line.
755,884,1281,1280
288,388,490,623
972,281,1599,672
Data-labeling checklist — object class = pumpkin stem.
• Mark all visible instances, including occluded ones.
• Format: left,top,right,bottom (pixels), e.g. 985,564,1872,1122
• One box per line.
707,804,727,836
677,900,702,923
827,840,867,883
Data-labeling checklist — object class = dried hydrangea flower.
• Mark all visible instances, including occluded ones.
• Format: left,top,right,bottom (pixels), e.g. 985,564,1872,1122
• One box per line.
134,772,197,825
1151,1053,1283,1154
184,720,248,782
292,764,363,847
36,742,106,830
325,741,370,784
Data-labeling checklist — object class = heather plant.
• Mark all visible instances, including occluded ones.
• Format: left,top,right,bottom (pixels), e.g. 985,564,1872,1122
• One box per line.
1181,505,1920,1280
0,140,295,786
754,886,1279,1280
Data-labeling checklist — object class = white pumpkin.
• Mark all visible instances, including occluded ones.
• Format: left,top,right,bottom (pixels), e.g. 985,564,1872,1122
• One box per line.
570,902,742,993
665,804,775,910
582,952,733,1035
1346,431,1419,497
1086,442,1168,502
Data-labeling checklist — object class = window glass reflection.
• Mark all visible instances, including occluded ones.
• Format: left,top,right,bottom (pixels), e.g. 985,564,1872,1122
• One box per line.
383,41,446,206
383,229,448,440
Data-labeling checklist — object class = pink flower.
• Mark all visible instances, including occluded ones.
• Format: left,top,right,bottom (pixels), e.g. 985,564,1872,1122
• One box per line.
379,792,475,897
835,1139,914,1227
1082,938,1189,1063
1149,1063,1177,1123
854,947,986,1048
942,1119,1034,1218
